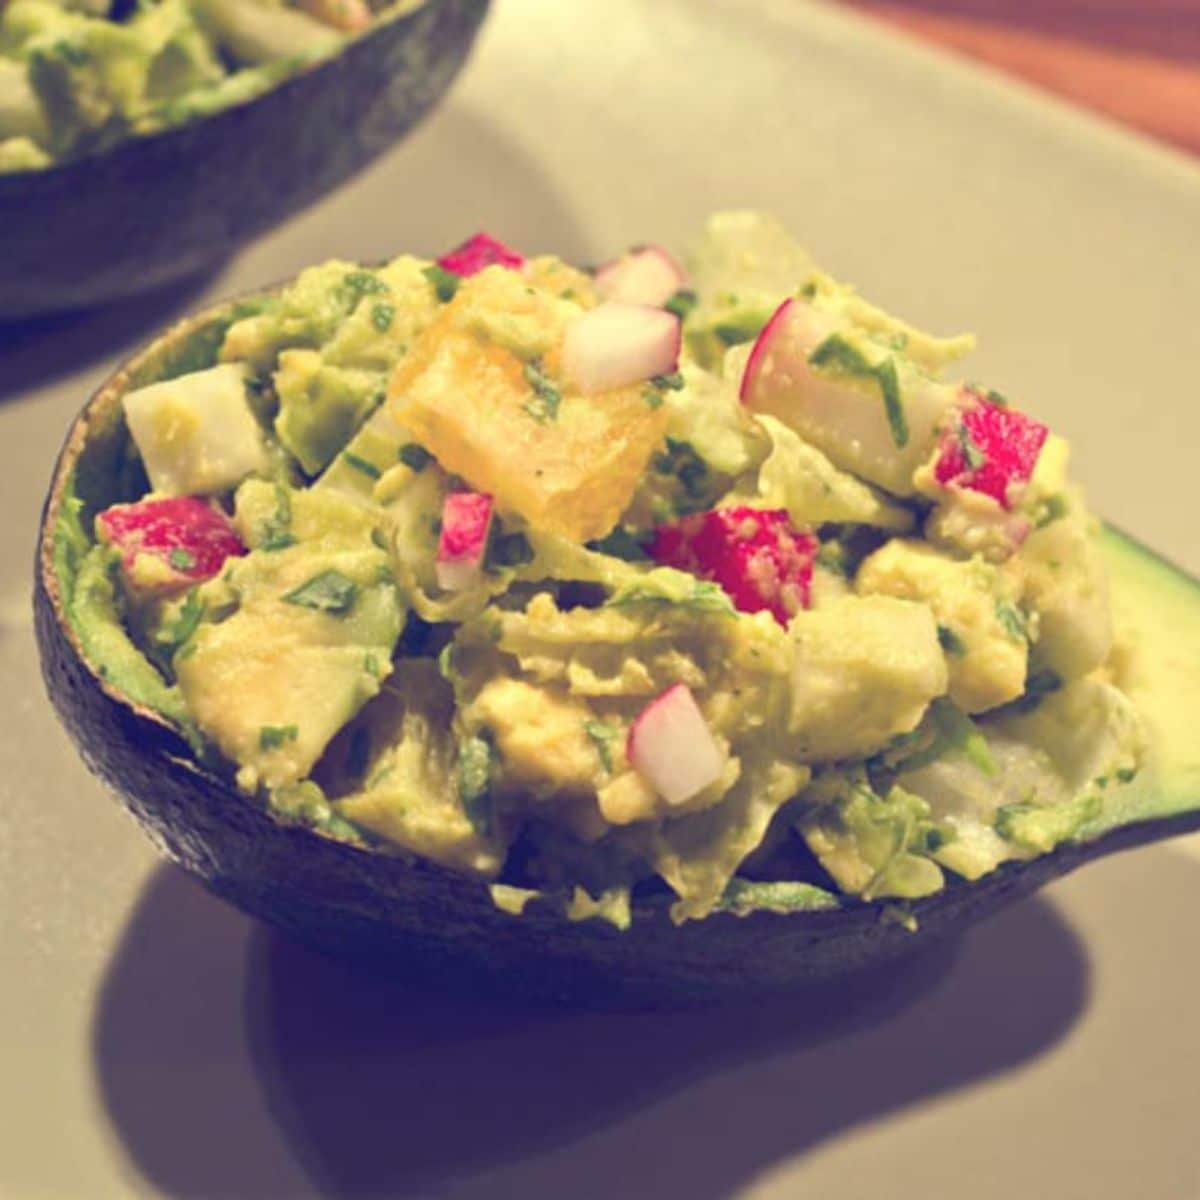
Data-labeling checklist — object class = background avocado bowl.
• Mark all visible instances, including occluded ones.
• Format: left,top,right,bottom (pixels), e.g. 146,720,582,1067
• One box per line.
0,0,488,320
32,260,1200,1007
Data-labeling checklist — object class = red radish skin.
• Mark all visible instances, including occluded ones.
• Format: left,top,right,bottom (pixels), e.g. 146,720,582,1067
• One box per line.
437,233,525,278
626,683,726,807
934,392,1049,510
594,246,685,307
436,492,494,591
96,496,246,592
561,303,680,394
650,506,817,626
739,298,795,404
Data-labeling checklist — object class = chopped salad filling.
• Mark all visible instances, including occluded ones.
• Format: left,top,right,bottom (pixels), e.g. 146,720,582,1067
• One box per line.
0,0,397,173
70,213,1145,925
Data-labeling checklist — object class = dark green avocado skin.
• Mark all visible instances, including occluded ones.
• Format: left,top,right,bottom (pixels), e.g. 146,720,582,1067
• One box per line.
0,0,488,320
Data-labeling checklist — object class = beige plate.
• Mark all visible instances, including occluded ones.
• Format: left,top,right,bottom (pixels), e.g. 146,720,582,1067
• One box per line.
4,1,1200,1196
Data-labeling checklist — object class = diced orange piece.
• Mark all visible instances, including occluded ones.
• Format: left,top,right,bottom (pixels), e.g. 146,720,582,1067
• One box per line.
388,268,669,543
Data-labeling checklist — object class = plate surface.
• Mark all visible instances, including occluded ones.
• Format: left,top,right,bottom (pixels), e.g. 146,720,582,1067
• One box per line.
3,1,1200,1196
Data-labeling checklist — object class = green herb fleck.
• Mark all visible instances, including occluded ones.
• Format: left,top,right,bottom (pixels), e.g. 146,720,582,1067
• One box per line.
168,548,195,571
809,333,909,448
283,570,359,615
584,721,619,773
1034,494,1069,529
664,289,698,320
261,484,295,551
1115,766,1138,784
457,735,494,834
259,724,298,750
523,358,561,424
363,652,380,675
371,302,395,332
653,437,710,511
995,600,1028,642
154,589,204,665
937,624,967,657
643,387,665,409
650,371,685,391
423,264,460,302
398,442,433,472
343,269,386,304
956,423,986,471
342,452,381,479
334,446,387,482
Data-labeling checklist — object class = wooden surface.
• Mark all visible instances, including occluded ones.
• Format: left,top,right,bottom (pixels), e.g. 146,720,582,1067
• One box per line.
841,1,1200,157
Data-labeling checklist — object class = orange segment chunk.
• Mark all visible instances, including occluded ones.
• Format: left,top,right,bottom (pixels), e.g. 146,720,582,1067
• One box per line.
388,267,669,543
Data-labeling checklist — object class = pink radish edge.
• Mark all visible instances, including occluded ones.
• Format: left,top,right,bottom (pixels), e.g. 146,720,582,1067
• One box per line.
626,683,725,807
738,297,795,404
436,492,494,591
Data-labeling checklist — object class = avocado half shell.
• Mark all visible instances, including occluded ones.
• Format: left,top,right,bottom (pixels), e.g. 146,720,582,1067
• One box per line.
0,0,488,320
33,294,1200,1007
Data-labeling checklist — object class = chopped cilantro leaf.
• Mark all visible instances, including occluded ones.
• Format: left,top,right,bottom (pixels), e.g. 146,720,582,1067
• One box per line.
642,387,664,409
650,371,685,391
423,264,460,302
457,735,494,834
956,423,986,471
343,270,386,304
371,302,395,332
664,289,697,319
260,484,295,551
809,333,909,448
654,438,710,512
398,443,433,472
584,721,619,773
343,452,381,479
995,600,1029,642
259,724,298,750
168,548,195,571
1035,494,1069,529
522,358,561,424
283,570,358,615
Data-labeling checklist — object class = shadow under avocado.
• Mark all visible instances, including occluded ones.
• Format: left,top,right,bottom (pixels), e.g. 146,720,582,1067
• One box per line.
91,861,1091,1200
0,264,227,407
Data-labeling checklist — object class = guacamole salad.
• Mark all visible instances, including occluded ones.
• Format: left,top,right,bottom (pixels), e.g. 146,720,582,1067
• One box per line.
0,0,398,172
59,213,1145,927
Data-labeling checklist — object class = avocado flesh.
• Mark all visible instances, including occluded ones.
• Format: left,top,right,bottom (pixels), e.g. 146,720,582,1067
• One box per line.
33,298,1200,1003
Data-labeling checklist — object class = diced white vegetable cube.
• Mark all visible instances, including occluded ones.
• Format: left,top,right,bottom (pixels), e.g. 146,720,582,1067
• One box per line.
123,363,267,497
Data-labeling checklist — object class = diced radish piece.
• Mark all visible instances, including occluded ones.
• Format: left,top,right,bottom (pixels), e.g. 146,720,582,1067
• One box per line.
562,303,680,394
593,245,686,307
739,298,958,497
96,496,246,593
627,684,725,807
437,233,524,278
650,506,817,626
436,491,494,591
933,390,1049,510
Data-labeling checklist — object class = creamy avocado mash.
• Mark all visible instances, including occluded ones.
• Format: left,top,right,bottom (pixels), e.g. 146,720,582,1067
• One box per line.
0,0,401,171
60,213,1150,927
